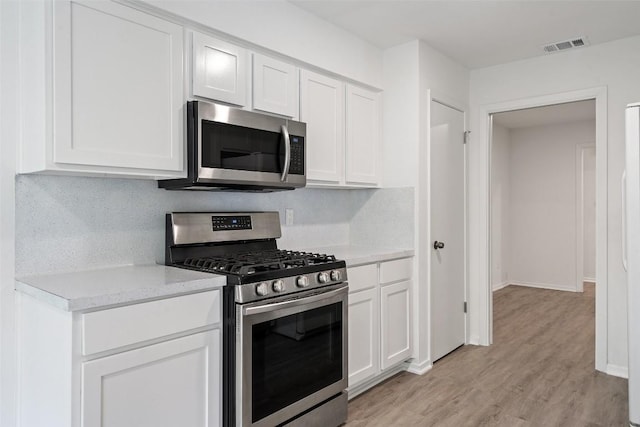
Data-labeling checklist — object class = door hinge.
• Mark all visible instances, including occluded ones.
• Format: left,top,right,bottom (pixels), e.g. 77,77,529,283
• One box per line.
463,301,468,313
464,131,470,144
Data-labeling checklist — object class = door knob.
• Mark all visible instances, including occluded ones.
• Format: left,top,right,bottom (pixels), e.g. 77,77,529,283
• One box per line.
434,241,445,250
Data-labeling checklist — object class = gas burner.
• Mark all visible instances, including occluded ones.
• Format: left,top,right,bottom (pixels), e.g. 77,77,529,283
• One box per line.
182,250,338,277
166,212,347,301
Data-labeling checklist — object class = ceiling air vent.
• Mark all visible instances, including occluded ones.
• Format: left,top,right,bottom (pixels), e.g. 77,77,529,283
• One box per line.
542,37,589,54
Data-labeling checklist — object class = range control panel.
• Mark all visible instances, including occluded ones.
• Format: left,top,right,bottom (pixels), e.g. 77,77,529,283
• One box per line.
212,215,252,231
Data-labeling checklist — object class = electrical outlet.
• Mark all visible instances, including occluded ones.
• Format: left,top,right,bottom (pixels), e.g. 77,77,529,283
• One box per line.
285,208,294,225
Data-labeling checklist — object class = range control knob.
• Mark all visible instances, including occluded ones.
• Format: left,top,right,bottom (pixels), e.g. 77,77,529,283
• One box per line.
318,272,329,284
297,275,310,288
255,282,269,296
330,270,342,282
272,280,285,293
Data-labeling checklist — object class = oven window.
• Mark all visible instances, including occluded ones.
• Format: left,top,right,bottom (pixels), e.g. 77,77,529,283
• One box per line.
251,302,343,423
201,121,283,173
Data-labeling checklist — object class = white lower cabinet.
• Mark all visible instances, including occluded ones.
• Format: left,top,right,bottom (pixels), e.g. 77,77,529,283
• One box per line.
347,258,413,396
17,290,222,427
82,330,219,427
348,287,378,386
380,280,412,370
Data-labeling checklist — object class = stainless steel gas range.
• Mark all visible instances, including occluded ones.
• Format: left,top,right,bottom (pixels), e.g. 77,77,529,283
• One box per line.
165,212,348,427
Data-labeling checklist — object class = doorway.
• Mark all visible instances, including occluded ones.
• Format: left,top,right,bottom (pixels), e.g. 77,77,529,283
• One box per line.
490,100,596,295
430,100,466,362
480,88,608,373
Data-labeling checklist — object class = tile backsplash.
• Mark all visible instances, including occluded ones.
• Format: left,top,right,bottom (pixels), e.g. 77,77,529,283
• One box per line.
15,175,414,276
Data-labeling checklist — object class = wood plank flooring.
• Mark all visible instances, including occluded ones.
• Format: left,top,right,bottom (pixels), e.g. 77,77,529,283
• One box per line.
345,284,628,426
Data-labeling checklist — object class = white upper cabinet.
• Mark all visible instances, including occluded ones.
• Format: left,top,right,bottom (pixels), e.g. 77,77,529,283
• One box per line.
192,31,248,107
252,53,298,118
346,84,381,186
302,73,381,188
22,0,185,176
18,1,382,182
300,70,345,184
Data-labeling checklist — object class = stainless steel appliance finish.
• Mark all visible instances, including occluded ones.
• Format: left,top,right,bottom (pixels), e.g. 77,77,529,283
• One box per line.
168,212,281,245
237,283,348,427
165,212,348,427
159,101,306,192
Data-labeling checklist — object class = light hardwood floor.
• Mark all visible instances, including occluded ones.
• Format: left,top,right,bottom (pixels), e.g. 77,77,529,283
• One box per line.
345,284,628,426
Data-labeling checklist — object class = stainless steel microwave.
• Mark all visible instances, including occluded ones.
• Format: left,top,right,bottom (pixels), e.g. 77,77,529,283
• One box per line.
159,101,306,191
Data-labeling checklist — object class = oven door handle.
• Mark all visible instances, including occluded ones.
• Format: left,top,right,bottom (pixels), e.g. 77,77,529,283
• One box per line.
280,124,291,182
243,284,347,316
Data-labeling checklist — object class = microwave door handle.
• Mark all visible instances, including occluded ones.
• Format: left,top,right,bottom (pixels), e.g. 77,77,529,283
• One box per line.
281,124,291,182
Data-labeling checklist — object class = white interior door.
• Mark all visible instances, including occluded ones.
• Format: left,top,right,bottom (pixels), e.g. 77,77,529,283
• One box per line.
430,100,466,362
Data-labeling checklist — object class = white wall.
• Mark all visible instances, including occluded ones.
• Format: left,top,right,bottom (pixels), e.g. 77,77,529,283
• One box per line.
416,41,470,370
142,0,383,88
1,1,19,425
418,41,470,113
491,123,510,290
417,40,470,370
382,41,419,188
469,35,640,373
507,120,595,291
379,39,470,372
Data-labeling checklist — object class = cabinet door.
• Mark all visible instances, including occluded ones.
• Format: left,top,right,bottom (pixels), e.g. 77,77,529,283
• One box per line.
300,70,345,184
348,288,379,387
252,53,298,118
82,330,220,427
345,84,381,186
380,280,412,370
192,31,247,107
53,0,183,172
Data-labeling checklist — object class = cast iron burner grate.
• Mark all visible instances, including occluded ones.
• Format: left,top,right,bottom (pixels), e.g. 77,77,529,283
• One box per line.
182,250,337,276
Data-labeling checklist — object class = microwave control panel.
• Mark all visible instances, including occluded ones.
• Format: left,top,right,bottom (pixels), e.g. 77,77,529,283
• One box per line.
289,136,305,175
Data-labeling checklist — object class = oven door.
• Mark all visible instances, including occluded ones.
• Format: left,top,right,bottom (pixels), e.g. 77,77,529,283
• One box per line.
237,283,348,427
195,101,306,189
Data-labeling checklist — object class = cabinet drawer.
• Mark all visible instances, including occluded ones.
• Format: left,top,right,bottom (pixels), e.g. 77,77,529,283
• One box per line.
347,264,378,293
82,290,220,356
379,258,413,284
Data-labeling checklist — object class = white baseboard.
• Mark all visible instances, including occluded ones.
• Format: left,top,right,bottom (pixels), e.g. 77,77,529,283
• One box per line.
606,363,629,379
510,281,577,292
468,334,481,345
347,364,407,399
406,359,432,375
584,277,596,283
492,281,510,291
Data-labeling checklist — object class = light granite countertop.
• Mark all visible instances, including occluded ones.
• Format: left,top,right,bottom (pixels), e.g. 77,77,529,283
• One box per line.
303,245,414,266
15,264,226,312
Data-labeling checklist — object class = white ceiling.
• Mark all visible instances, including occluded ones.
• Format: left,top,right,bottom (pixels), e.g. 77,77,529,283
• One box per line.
288,0,640,69
492,99,595,129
